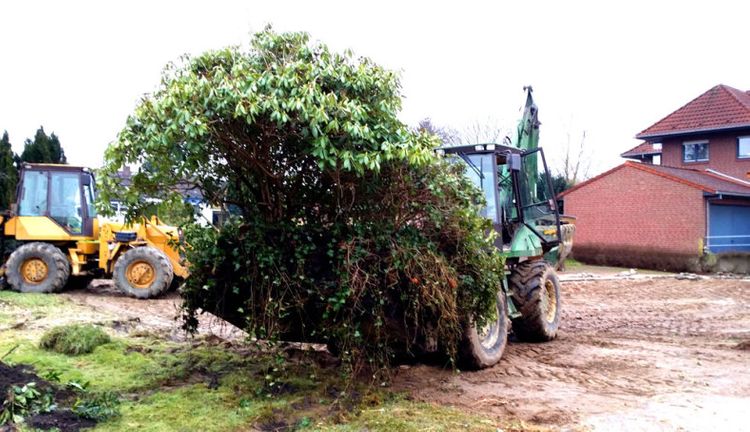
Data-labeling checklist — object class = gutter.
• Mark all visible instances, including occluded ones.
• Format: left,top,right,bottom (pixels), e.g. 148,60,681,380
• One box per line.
703,191,750,199
636,123,750,140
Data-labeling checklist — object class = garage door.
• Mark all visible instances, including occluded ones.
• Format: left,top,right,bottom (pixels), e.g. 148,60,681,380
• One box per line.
708,203,750,253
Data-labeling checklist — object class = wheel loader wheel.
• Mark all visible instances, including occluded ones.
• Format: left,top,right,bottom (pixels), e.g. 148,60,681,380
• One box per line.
6,242,70,293
509,260,561,342
113,247,173,299
459,290,509,369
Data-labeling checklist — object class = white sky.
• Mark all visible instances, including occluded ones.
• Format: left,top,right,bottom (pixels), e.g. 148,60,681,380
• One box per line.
2,0,750,178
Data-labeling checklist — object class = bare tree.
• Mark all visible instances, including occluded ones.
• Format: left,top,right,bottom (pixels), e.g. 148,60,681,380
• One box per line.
417,118,461,146
459,117,511,145
558,130,591,185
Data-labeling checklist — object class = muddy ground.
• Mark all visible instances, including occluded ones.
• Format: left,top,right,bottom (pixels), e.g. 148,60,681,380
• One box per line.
55,273,750,431
397,275,750,431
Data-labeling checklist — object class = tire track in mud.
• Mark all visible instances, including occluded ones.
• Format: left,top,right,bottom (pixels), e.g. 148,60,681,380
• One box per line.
395,277,750,430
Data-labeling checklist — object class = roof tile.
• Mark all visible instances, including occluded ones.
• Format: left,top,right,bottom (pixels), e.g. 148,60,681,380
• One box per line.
636,85,750,139
559,161,750,198
621,141,661,158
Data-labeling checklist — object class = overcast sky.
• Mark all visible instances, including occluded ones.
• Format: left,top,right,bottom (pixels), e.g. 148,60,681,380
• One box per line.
2,0,750,177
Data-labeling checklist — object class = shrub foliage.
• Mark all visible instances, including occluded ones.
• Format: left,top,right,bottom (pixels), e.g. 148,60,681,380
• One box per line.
99,28,504,367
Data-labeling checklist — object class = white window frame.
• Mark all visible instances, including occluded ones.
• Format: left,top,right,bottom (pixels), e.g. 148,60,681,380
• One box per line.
683,140,709,163
738,136,750,159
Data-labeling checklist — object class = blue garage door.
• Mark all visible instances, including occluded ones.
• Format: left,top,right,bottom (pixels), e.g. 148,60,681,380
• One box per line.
708,204,750,253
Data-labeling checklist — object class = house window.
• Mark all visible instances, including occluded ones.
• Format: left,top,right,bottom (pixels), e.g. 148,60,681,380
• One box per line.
739,136,750,159
652,154,661,165
683,140,709,162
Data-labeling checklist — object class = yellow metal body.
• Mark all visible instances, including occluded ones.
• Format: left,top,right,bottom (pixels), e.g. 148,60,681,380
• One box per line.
3,214,188,279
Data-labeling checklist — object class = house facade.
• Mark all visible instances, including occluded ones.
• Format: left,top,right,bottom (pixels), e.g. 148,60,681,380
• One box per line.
636,84,750,179
562,84,750,271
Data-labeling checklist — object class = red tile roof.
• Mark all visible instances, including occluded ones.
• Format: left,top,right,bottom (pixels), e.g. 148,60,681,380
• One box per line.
621,142,661,158
636,85,750,140
559,161,750,198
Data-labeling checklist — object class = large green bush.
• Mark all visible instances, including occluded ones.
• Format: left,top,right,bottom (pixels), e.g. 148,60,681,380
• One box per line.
99,28,504,367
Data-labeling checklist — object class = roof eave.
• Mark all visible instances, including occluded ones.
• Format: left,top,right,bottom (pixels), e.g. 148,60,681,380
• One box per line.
636,123,750,140
620,151,662,158
705,191,750,199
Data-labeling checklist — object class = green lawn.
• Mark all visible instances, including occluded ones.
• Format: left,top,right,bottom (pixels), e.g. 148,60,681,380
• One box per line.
0,289,529,432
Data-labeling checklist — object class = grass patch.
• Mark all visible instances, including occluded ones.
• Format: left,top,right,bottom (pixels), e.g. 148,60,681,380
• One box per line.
0,291,66,326
323,399,498,431
0,336,246,393
93,384,273,432
0,291,66,308
40,324,111,355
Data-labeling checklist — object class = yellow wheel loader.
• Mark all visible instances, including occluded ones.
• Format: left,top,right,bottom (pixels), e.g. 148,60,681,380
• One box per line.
0,163,187,299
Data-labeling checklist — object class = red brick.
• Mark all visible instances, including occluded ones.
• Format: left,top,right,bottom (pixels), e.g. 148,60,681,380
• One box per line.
661,132,750,180
563,164,705,257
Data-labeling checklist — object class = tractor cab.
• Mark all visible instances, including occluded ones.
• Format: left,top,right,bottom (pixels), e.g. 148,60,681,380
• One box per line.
441,143,563,264
15,164,98,237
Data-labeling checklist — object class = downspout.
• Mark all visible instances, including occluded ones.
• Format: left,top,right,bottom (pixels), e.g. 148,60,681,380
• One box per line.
704,196,709,254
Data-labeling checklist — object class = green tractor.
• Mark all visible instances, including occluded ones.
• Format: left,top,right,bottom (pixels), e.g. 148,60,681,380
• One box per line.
447,87,575,368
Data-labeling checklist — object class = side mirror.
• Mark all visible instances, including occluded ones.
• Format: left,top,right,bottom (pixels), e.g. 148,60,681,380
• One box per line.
81,174,91,186
509,154,522,171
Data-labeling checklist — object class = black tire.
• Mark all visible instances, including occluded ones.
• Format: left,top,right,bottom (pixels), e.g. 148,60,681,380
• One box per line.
459,290,509,369
509,260,561,342
113,247,173,299
5,242,70,293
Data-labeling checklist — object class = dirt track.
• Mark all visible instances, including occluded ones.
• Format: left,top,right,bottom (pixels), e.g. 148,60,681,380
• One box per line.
60,275,750,431
395,277,750,431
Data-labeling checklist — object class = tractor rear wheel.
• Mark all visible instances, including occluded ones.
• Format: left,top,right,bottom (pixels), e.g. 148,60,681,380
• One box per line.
509,260,561,341
460,290,509,369
6,242,70,293
113,247,173,299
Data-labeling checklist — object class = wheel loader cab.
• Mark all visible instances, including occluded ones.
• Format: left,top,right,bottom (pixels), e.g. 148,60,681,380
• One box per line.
16,164,97,238
2,163,187,299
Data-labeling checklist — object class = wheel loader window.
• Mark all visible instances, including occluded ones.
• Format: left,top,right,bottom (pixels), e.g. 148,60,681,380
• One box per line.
18,170,48,216
84,179,97,217
49,172,83,234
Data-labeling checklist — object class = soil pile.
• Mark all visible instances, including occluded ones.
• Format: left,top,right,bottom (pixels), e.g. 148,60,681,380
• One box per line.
0,362,95,432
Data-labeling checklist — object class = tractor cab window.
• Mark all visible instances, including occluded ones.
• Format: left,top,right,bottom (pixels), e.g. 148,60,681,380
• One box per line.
49,172,83,234
18,170,49,216
519,151,558,242
455,153,499,224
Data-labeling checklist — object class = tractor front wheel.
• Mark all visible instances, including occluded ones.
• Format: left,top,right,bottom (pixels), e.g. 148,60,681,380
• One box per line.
6,242,70,293
459,290,509,369
113,247,173,299
509,260,561,341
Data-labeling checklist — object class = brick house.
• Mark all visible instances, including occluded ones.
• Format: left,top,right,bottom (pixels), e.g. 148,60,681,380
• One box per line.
561,84,750,271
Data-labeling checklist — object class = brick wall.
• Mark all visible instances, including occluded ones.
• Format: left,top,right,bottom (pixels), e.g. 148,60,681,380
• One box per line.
564,164,706,270
661,131,750,180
